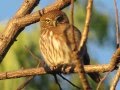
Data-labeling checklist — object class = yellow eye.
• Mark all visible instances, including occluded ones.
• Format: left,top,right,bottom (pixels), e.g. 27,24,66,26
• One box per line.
45,18,51,24
45,19,50,23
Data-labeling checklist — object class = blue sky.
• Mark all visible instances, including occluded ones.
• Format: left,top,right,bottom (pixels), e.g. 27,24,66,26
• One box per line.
0,0,120,89
0,0,55,21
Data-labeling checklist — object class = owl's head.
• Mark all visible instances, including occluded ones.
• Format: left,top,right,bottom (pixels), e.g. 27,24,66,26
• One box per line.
40,10,69,27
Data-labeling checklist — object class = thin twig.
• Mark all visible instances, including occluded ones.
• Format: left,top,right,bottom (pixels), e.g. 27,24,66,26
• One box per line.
114,0,120,48
110,66,120,90
17,64,41,90
17,76,34,90
53,74,62,90
24,46,42,64
75,59,91,89
109,1,120,89
17,47,41,90
58,74,81,90
96,71,111,90
78,0,93,51
70,0,77,50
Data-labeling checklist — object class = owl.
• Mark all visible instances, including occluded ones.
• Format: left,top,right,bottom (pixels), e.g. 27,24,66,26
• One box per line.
39,10,100,82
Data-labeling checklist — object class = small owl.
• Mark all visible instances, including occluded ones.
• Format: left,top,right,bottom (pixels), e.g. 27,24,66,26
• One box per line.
39,10,100,82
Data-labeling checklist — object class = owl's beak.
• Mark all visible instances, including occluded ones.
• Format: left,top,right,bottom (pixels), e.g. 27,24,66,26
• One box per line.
53,20,57,27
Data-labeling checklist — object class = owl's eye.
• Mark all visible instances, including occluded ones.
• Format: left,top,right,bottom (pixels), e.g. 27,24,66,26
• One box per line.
45,18,51,24
56,15,64,23
45,19,50,23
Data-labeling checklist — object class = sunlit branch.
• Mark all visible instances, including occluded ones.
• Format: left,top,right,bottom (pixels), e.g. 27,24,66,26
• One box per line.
114,0,120,48
78,0,93,51
110,66,120,90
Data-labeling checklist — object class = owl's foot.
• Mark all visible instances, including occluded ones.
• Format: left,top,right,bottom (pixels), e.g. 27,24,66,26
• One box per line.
61,64,75,74
49,64,75,74
61,64,68,74
49,64,65,72
50,64,62,71
50,66,58,71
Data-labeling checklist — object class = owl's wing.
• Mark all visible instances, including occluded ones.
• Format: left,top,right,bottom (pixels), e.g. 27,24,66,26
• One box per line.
64,25,81,51
64,25,90,64
64,25,101,82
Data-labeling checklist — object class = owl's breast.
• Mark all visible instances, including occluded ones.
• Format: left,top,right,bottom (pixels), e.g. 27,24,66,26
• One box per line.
39,30,71,67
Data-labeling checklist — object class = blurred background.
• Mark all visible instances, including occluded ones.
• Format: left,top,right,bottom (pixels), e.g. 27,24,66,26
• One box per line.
0,0,120,90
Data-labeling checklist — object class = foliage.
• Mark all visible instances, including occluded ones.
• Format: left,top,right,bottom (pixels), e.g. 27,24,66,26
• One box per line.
90,9,108,44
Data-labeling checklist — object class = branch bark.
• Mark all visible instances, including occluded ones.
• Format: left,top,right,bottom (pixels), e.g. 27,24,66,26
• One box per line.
0,64,116,80
78,0,93,51
110,66,120,90
0,0,40,62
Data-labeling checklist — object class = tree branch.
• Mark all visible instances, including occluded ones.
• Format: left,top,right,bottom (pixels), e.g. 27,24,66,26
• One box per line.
0,64,115,80
114,0,120,48
14,0,40,18
70,0,91,89
110,66,120,90
75,0,93,89
78,0,93,51
15,0,71,28
0,0,40,62
58,74,81,89
0,47,119,80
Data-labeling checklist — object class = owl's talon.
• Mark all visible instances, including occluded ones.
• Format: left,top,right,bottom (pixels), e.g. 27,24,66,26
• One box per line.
61,64,69,74
50,66,57,71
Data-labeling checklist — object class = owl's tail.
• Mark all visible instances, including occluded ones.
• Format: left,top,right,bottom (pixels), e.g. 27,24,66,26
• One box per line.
88,72,101,82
